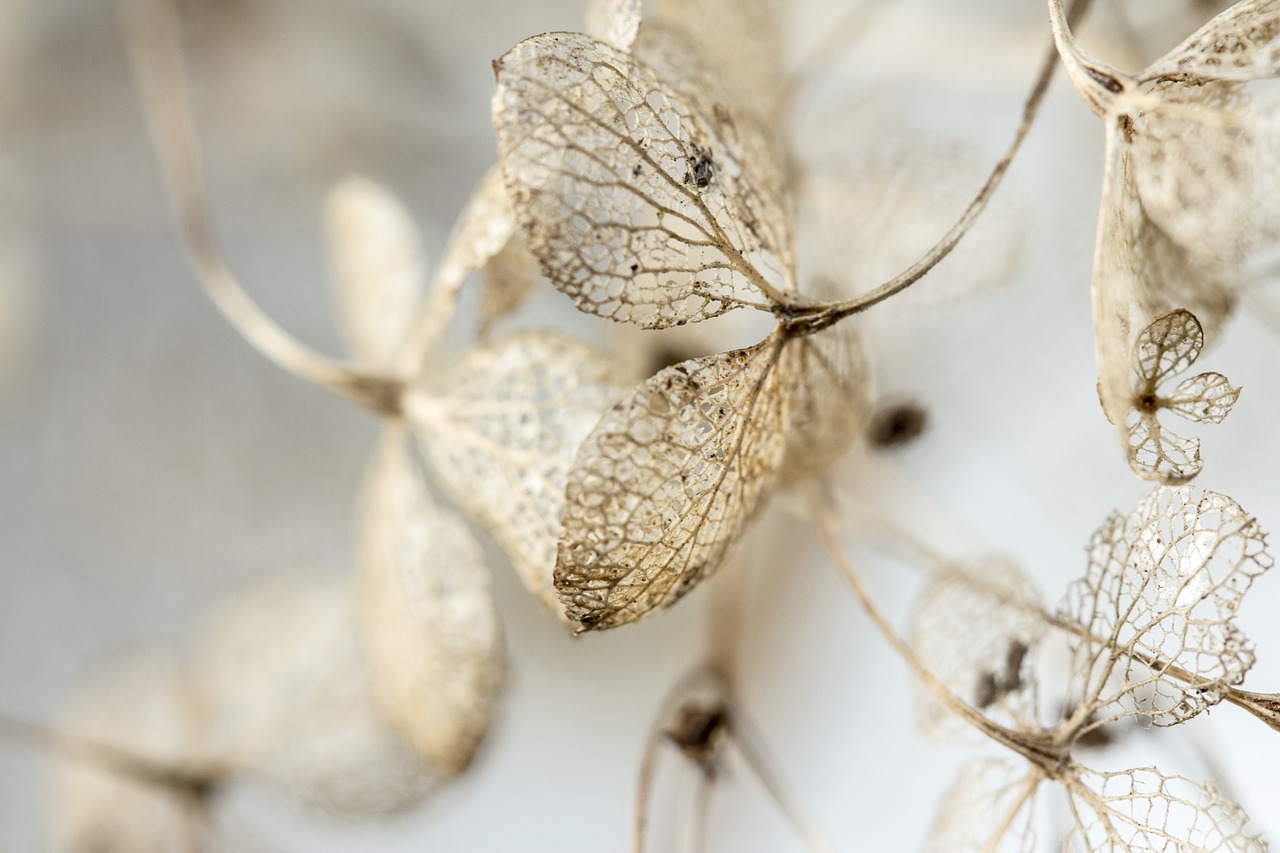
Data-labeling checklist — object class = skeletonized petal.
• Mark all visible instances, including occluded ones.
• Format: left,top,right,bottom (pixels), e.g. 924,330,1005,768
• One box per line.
910,560,1045,741
1166,371,1241,423
326,176,426,368
1061,486,1272,729
586,0,641,51
555,336,794,630
1127,412,1204,482
493,32,793,328
477,230,540,340
1134,309,1205,389
923,759,1041,853
189,572,438,817
779,321,872,482
435,165,521,296
410,331,634,614
1142,0,1280,83
356,428,505,777
1064,765,1265,852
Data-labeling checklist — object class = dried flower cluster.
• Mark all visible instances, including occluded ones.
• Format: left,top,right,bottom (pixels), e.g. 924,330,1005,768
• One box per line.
11,0,1280,849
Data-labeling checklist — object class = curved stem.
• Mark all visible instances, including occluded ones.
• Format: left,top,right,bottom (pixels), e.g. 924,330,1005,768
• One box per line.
118,0,401,416
782,0,1096,337
807,490,1065,773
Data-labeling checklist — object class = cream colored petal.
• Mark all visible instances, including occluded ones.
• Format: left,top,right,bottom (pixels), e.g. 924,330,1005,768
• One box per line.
910,559,1045,742
356,427,505,777
1142,0,1280,83
410,331,634,614
585,0,641,51
325,175,426,368
188,572,438,817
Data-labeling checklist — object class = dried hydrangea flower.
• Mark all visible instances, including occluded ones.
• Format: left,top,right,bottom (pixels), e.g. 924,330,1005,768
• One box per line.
1125,309,1241,481
1048,0,1278,466
909,485,1271,850
493,27,873,630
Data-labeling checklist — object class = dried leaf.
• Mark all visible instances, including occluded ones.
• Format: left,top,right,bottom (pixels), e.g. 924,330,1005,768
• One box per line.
586,0,642,51
923,759,1041,853
325,176,426,368
1064,765,1265,851
1142,0,1280,83
408,331,633,614
51,653,202,853
492,32,794,329
189,573,438,817
1060,485,1271,729
555,335,794,630
1126,310,1240,482
910,559,1046,741
356,428,505,777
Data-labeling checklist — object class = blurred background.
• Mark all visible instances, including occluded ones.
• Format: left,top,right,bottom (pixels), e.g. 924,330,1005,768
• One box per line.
2,0,1279,849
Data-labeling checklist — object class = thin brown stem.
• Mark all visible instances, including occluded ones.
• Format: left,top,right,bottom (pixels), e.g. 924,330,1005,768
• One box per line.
808,490,1066,773
118,0,401,415
781,0,1097,337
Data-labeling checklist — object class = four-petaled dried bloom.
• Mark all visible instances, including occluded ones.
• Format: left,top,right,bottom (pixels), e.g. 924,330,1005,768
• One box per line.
1048,0,1278,473
1126,309,1240,482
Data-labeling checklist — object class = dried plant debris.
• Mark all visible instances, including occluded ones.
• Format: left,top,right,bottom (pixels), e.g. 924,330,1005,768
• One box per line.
867,399,928,448
1125,309,1240,481
51,653,206,853
1061,485,1270,730
1048,0,1279,465
493,31,795,329
188,573,438,818
555,336,795,630
356,428,505,777
911,559,1046,741
325,175,427,369
407,330,634,614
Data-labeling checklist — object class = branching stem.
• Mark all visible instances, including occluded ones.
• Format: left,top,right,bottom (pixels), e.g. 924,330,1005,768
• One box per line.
780,0,1096,337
